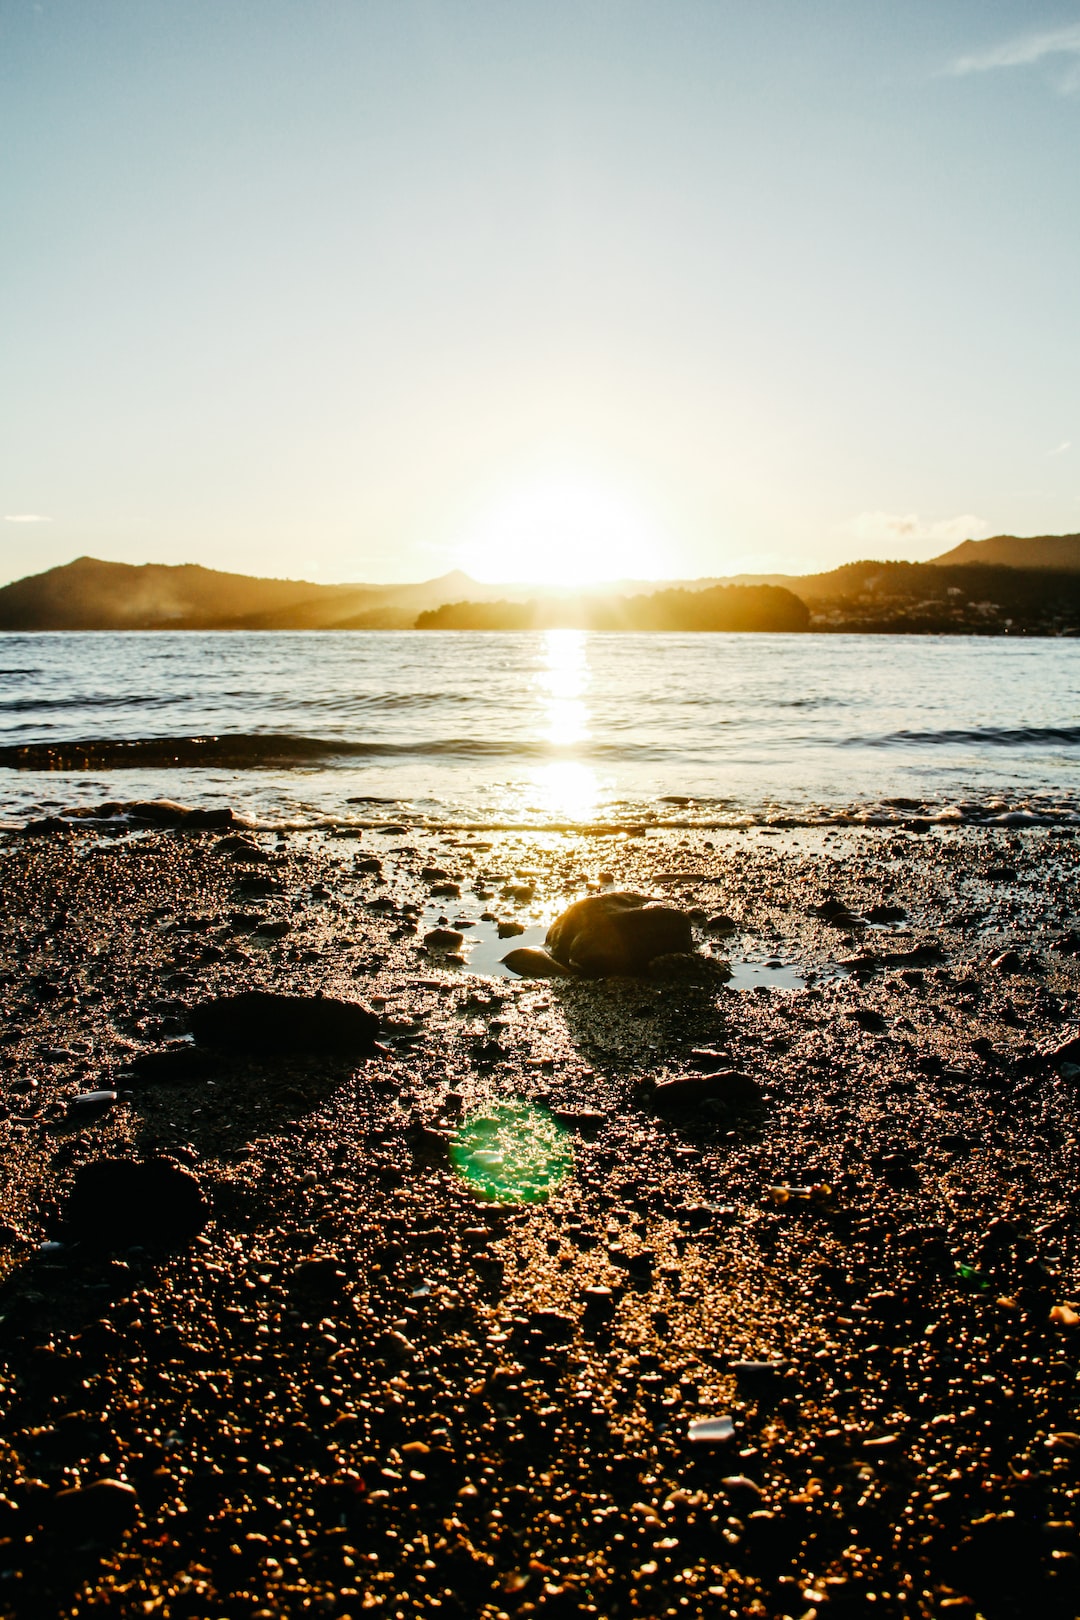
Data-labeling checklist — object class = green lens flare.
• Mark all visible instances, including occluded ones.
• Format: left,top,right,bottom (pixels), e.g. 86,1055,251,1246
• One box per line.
450,1101,573,1204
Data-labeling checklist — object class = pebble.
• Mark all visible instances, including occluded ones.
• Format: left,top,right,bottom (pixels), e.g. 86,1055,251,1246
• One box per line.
500,946,573,979
66,1089,118,1114
688,1416,735,1442
424,928,464,951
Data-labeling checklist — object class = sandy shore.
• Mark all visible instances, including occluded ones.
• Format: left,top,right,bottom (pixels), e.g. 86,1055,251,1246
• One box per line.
0,813,1078,1619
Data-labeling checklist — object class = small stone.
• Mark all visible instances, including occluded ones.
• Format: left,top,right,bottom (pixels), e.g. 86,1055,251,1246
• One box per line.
424,928,464,951
705,914,738,935
500,947,573,979
67,1089,118,1113
497,919,526,939
688,1416,734,1442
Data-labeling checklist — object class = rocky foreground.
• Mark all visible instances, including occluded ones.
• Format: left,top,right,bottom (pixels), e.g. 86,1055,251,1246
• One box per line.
0,814,1078,1620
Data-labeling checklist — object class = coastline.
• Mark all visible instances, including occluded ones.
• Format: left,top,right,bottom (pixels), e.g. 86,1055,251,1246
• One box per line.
0,812,1077,1617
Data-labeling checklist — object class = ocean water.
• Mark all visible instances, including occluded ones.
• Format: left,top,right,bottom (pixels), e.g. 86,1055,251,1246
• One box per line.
0,629,1077,827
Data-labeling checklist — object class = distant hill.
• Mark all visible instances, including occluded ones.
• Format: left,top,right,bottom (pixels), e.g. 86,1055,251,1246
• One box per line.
417,583,810,632
0,557,493,631
930,532,1080,570
788,559,1080,634
3,540,1080,634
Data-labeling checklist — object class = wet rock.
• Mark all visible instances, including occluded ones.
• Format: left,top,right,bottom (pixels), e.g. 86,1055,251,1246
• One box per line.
687,1415,734,1442
188,991,379,1054
235,873,284,898
500,946,573,979
705,913,738,935
809,897,854,921
545,892,695,977
65,1089,117,1116
50,1478,138,1544
424,928,464,952
22,816,77,837
105,800,242,829
497,919,525,939
867,902,907,923
61,1158,210,1247
651,1070,762,1112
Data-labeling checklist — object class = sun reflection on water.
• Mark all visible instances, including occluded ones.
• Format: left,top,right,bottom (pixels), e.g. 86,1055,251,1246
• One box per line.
532,629,600,820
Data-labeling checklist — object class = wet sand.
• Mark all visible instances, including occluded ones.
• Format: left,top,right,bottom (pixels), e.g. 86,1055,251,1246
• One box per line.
0,815,1078,1619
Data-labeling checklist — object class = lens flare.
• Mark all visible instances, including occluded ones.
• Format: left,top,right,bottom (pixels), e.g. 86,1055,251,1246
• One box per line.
450,1101,573,1204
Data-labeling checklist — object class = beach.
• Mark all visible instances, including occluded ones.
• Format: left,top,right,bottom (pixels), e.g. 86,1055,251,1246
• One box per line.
0,810,1077,1619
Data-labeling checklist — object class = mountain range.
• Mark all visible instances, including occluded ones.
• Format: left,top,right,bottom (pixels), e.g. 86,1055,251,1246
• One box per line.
0,531,1077,632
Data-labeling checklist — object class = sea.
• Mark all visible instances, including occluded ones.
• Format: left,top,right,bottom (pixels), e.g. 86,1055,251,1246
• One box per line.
0,630,1078,829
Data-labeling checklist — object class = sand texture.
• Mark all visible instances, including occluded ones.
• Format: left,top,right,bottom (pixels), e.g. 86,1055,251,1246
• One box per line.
0,818,1077,1619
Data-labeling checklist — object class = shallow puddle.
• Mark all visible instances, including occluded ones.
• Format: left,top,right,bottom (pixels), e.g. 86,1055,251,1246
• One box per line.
421,905,850,988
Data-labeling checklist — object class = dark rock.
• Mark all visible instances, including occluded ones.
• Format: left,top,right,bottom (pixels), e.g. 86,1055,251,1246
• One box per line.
1041,1027,1080,1068
651,1070,762,1112
850,1008,887,1033
50,1478,138,1544
62,1158,210,1247
866,903,907,923
254,918,291,938
188,991,379,1054
424,928,464,951
809,897,853,921
235,874,284,897
113,800,241,829
128,1045,215,1083
497,920,525,938
22,816,76,837
705,913,738,935
546,891,695,977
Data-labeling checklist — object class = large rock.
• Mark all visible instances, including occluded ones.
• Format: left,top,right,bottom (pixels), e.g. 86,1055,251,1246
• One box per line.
545,892,695,977
62,1158,210,1247
188,991,379,1054
51,1478,139,1545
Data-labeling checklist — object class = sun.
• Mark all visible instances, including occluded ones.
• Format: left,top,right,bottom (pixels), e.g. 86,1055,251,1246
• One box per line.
455,472,665,587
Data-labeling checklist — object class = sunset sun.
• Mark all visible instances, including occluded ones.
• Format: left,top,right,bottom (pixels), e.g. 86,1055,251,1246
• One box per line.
455,472,665,587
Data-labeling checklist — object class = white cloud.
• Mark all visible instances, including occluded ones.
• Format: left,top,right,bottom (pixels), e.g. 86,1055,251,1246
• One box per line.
951,23,1080,89
846,511,991,548
1048,440,1072,456
3,513,52,523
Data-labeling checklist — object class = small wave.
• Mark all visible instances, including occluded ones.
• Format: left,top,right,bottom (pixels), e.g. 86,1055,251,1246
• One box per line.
0,733,671,771
850,724,1080,749
0,695,191,714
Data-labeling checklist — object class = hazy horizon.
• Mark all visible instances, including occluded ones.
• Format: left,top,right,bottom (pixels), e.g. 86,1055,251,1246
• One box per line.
4,2,1080,589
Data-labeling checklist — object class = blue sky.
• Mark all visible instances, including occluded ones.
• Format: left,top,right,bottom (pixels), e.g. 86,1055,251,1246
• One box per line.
2,1,1079,585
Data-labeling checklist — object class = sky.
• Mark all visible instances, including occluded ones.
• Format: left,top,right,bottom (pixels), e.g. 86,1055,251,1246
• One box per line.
2,0,1080,587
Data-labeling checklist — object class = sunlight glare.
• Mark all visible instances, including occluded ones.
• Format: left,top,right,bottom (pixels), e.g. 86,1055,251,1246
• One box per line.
457,472,663,586
530,629,599,819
